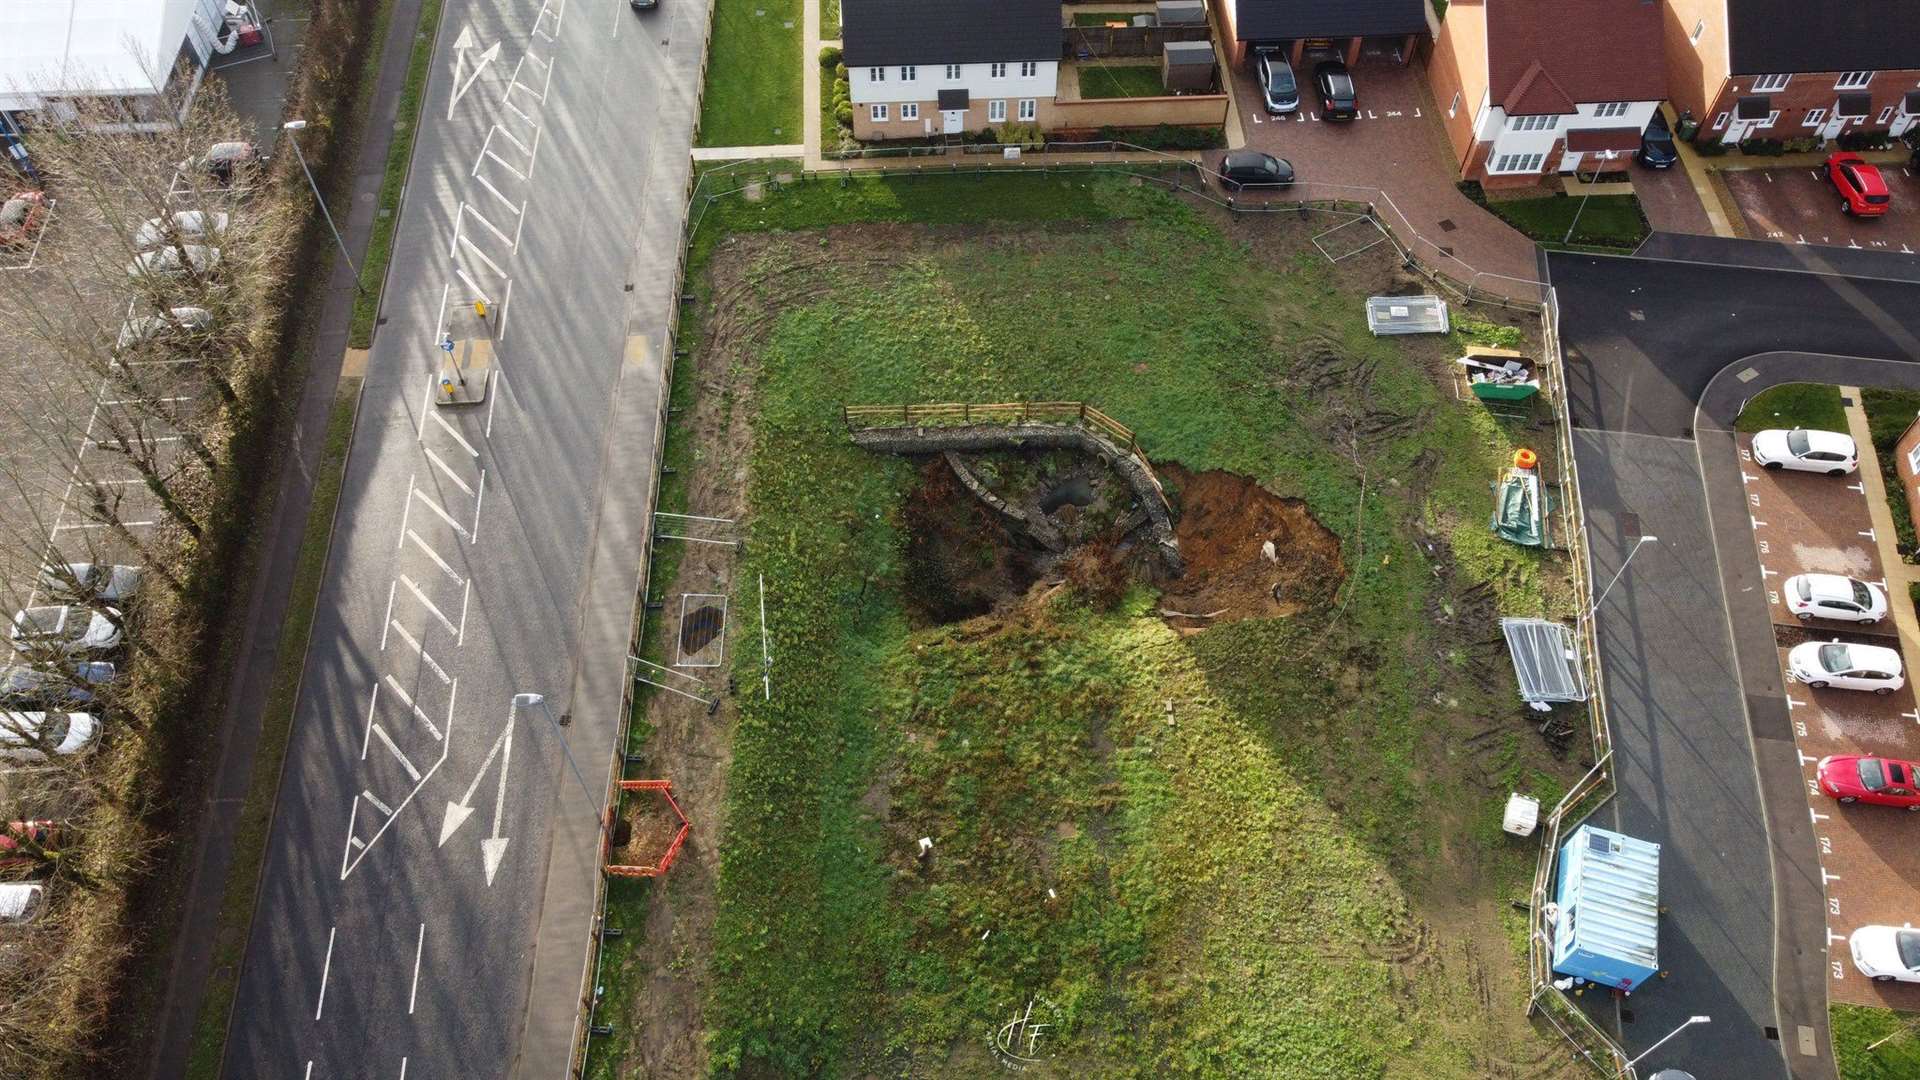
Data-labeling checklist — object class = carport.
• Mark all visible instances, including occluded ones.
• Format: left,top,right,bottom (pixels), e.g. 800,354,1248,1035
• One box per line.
1215,0,1428,68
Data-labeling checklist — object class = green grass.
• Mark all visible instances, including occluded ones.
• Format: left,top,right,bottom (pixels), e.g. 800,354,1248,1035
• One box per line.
1073,10,1138,25
184,380,362,1079
1074,64,1168,100
1862,386,1920,558
636,172,1576,1077
349,0,444,347
1834,1004,1920,1080
819,0,839,39
1735,382,1848,433
1483,193,1648,249
698,0,804,147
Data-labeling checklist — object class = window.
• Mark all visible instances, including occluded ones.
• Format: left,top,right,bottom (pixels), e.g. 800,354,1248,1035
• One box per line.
1507,113,1559,132
945,64,962,79
1447,91,1460,118
1689,18,1704,44
1490,152,1546,174
1751,74,1791,92
1018,98,1036,121
990,62,1007,78
901,103,919,121
1712,111,1728,129
900,66,916,81
988,99,1006,122
870,103,889,122
1880,105,1897,124
1592,101,1630,118
869,67,884,82
1906,440,1920,475
1804,107,1827,126
1020,61,1037,78
1835,71,1873,89
1762,110,1781,128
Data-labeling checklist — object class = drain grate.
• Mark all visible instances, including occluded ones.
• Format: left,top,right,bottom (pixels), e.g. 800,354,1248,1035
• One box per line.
1438,217,1457,233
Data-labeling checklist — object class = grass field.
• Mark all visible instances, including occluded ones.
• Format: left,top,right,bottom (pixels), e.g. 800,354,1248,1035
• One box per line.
1835,1003,1920,1080
1735,382,1848,434
1862,387,1920,556
697,0,803,147
1483,193,1649,250
588,172,1585,1078
1074,64,1168,100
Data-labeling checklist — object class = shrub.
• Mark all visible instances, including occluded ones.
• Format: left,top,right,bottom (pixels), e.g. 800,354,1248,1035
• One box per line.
1693,138,1731,156
834,62,847,80
1739,136,1785,156
818,45,842,68
1838,129,1893,151
1455,180,1489,207
834,102,853,126
1097,124,1225,150
1782,135,1821,153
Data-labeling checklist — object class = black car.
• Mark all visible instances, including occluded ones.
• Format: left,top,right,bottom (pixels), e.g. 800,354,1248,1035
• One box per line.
1636,111,1677,168
1313,60,1357,120
1218,151,1295,192
630,0,657,10
1255,50,1299,115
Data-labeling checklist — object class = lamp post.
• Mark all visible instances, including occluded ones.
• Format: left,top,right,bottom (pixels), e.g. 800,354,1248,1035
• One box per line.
280,119,360,290
1615,1015,1710,1077
513,692,601,831
1586,534,1659,624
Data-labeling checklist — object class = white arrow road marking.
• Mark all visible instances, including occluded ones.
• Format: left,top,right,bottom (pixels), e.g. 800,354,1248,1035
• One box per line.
439,715,515,884
446,28,503,120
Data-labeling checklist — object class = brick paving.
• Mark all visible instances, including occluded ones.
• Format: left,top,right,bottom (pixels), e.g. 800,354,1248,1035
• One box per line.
1723,165,1920,257
1738,433,1920,1010
1633,159,1715,237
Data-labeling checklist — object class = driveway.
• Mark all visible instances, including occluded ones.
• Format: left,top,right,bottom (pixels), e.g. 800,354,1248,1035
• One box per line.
1223,48,1541,295
1723,164,1920,256
1632,160,1714,236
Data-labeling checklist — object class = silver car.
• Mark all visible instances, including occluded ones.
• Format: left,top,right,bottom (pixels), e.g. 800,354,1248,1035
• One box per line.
8,606,122,656
127,244,221,280
134,210,230,250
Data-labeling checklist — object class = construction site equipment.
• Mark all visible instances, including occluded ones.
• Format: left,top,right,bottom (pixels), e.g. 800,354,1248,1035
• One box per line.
603,780,691,878
1365,294,1449,335
1500,617,1588,704
1460,346,1539,402
1552,825,1661,993
1491,467,1555,548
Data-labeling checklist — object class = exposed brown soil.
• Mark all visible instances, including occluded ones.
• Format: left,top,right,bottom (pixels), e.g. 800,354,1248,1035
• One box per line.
1154,463,1345,627
900,458,1042,625
609,791,685,871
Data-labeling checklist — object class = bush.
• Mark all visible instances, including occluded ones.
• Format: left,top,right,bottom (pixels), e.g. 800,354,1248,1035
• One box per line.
834,102,853,126
1739,136,1785,156
1097,123,1225,150
1455,180,1489,207
1838,129,1893,151
834,62,847,80
1783,135,1822,153
818,45,842,68
1693,137,1731,156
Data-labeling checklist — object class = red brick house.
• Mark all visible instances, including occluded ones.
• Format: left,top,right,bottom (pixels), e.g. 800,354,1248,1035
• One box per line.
1663,0,1920,146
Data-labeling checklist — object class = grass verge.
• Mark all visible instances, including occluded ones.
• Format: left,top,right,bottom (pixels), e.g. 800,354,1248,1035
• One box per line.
698,0,803,147
1472,190,1649,250
1834,1003,1920,1080
1862,387,1920,558
348,0,445,347
1075,64,1168,99
1735,382,1848,433
182,379,363,1079
820,0,839,40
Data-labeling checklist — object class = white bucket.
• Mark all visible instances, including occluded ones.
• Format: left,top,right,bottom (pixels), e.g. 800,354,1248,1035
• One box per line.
1503,793,1541,837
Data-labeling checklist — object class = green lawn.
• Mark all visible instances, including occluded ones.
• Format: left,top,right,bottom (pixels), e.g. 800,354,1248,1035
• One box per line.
1835,1004,1920,1080
1484,193,1648,250
820,0,839,39
697,0,803,147
1734,382,1848,433
1072,10,1138,25
594,172,1581,1078
1862,386,1920,557
1075,64,1168,99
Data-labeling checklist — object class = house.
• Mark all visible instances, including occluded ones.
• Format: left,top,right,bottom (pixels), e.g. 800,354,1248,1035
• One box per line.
0,0,234,133
1214,0,1430,69
1663,0,1920,146
841,0,1062,141
1427,0,1667,186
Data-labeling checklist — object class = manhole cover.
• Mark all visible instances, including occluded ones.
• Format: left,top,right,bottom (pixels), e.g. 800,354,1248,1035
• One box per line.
1737,366,1761,382
681,605,724,655
1438,245,1454,257
1437,217,1456,233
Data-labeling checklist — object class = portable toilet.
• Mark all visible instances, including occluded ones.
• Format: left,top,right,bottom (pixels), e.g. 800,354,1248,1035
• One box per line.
1552,825,1660,992
1161,41,1216,92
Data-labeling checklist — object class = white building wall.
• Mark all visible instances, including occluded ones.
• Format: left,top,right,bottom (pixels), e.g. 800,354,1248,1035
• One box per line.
849,61,1060,105
1483,99,1661,172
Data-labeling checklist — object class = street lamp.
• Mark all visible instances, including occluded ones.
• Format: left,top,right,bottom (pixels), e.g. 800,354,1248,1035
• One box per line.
1586,534,1659,624
279,119,360,290
1615,1015,1710,1077
513,692,601,831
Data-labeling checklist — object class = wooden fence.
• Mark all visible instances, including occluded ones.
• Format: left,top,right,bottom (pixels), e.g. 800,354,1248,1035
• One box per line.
842,400,1161,488
1064,24,1212,59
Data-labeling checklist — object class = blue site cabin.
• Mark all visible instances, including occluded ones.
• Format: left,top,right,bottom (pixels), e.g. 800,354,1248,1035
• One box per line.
1552,824,1660,993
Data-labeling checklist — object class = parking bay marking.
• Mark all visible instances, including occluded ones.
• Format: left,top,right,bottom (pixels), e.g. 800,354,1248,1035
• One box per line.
383,673,447,741
341,677,457,879
399,572,459,640
429,408,479,457
387,616,454,683
424,447,474,496
412,486,472,541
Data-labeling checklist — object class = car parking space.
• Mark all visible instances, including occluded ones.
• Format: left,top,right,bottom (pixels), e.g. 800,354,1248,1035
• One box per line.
1722,162,1920,255
0,192,56,271
1739,433,1920,1007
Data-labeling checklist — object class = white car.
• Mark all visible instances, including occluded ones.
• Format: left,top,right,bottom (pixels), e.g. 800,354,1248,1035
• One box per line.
41,562,141,604
127,244,220,279
0,883,45,925
1788,640,1905,694
133,210,229,250
1850,924,1920,983
1784,574,1888,624
0,712,101,763
116,305,212,351
8,606,122,656
1751,428,1858,475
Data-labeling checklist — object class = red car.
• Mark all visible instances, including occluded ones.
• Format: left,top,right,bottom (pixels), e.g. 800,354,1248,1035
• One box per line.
0,821,61,868
1828,152,1891,217
1818,754,1920,809
0,191,48,247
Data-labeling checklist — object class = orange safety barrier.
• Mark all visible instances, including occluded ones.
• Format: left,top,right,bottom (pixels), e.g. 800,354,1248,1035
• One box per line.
1513,447,1538,470
603,779,691,878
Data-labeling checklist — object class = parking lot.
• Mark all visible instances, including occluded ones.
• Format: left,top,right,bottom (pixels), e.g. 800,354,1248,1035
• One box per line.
1723,163,1920,255
1738,432,1920,1009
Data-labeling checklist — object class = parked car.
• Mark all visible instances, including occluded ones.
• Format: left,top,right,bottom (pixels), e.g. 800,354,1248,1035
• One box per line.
0,883,45,925
1750,427,1857,475
1313,60,1357,120
133,210,229,250
0,712,101,763
41,562,141,604
1850,924,1920,983
1818,754,1920,809
1828,152,1890,217
630,0,658,10
181,140,263,185
116,306,212,351
0,821,63,869
1255,49,1299,114
0,662,113,711
1636,112,1677,169
1788,640,1905,694
1784,573,1887,624
7,606,122,656
1217,151,1295,192
127,244,220,280
0,191,48,248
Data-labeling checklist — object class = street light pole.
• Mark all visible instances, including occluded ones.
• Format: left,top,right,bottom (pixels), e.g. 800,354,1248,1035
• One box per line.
513,692,602,831
280,119,361,291
1586,534,1659,623
1615,1015,1710,1077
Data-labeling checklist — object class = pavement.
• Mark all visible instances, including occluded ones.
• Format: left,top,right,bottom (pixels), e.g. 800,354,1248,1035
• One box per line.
213,0,708,1074
1720,164,1920,256
1551,242,1920,1079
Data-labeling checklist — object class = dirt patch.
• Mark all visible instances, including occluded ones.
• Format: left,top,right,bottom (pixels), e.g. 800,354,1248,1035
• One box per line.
609,790,687,871
901,458,1044,624
1154,463,1345,627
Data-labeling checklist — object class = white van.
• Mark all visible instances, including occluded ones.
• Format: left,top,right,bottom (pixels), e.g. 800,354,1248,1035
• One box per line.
0,712,102,762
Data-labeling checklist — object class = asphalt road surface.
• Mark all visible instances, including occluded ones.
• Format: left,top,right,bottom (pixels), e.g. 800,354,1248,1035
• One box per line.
223,0,705,1073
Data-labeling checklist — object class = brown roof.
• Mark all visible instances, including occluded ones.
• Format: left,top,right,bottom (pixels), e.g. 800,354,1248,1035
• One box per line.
1487,0,1667,115
1565,127,1641,154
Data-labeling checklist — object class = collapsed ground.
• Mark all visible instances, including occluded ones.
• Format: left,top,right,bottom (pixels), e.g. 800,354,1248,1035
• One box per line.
587,174,1587,1079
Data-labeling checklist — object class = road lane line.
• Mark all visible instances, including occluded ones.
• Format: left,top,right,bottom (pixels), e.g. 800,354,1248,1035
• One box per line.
381,579,397,647
471,174,523,221
315,926,336,1020
484,147,527,181
527,124,542,180
514,198,527,251
539,52,554,99
401,1057,409,1080
496,124,530,155
458,231,508,276
471,469,487,543
429,408,480,457
448,203,466,258
465,201,515,248
471,127,496,178
485,370,501,436
505,98,535,123
418,376,434,440
362,683,380,760
397,475,415,550
423,448,475,495
387,618,453,683
410,923,425,1013
407,529,465,588
400,573,459,638
412,487,472,539
306,1063,313,1080
498,279,514,345
363,788,396,817
372,724,423,782
458,578,472,645
433,279,451,342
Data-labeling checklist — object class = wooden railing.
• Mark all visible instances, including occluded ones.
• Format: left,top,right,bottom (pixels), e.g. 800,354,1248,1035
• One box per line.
842,400,1161,489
